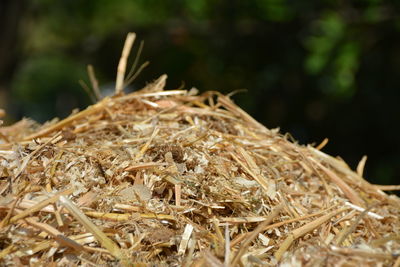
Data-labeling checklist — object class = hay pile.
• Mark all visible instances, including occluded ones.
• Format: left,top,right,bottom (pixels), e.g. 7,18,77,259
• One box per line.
0,34,399,266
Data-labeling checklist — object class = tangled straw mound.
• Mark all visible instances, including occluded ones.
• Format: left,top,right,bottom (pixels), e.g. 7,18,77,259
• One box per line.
0,34,399,266
0,75,399,266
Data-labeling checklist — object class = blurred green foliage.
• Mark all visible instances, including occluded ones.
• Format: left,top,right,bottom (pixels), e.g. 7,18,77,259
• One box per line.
13,56,87,120
4,0,400,185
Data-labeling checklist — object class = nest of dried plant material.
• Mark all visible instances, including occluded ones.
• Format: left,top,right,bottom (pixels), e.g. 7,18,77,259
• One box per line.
1,34,399,267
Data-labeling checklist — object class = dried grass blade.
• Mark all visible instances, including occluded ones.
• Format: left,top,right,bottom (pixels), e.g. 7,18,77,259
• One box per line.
315,138,329,150
345,202,383,220
135,127,159,161
220,216,275,223
25,217,83,251
16,132,62,178
116,32,136,94
124,162,167,172
125,40,144,82
274,207,348,261
85,211,131,222
356,155,367,177
224,224,231,267
79,79,96,103
308,146,375,189
24,98,112,140
87,64,102,100
178,223,194,255
212,218,225,248
123,61,149,88
116,89,189,105
331,246,395,260
59,196,130,266
139,213,176,221
9,188,74,224
231,204,283,266
175,184,181,207
335,205,374,245
218,94,269,133
230,207,339,248
183,237,196,266
0,244,16,260
0,197,19,228
231,148,270,193
310,157,364,207
372,184,400,191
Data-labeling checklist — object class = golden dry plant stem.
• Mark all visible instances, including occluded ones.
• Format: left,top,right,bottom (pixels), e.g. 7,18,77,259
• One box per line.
331,246,395,261
335,204,375,246
85,211,176,222
16,132,62,178
308,147,381,192
23,97,112,141
0,197,19,228
212,218,225,247
224,224,230,267
0,244,16,260
217,94,269,133
87,64,102,100
116,32,136,94
230,205,339,248
50,151,64,177
24,218,84,251
59,196,131,266
373,184,400,191
309,157,364,207
231,148,270,193
315,138,329,150
125,162,167,172
85,211,131,222
230,204,283,266
356,155,367,177
309,146,400,207
9,188,74,224
274,207,348,261
135,127,159,161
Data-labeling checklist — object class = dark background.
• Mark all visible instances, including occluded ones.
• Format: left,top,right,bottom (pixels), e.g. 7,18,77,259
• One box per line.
1,0,399,186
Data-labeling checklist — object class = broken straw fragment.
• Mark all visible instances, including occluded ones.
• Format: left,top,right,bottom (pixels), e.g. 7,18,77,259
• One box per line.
59,196,130,266
345,202,384,220
178,224,194,255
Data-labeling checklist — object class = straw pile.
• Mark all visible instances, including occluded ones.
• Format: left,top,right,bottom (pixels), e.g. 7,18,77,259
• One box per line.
0,34,399,266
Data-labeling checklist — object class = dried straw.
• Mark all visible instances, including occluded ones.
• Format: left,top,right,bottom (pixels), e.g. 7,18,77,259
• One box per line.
0,33,398,266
